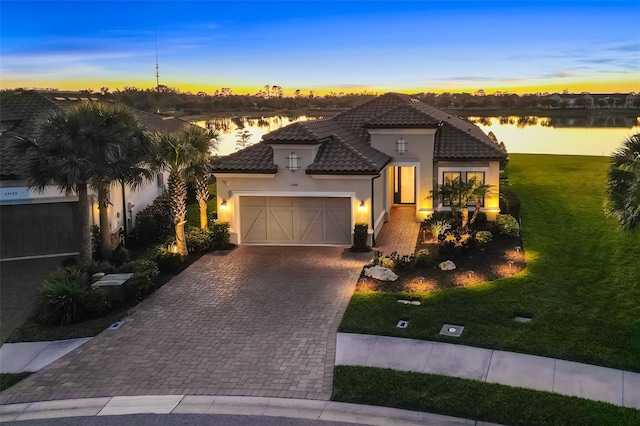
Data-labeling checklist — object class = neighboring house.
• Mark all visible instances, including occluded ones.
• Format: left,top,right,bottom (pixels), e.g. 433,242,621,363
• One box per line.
549,92,636,109
0,90,188,260
210,92,507,246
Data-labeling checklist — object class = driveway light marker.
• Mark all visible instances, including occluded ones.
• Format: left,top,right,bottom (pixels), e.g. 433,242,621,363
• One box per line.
108,320,124,330
439,324,464,337
396,320,409,328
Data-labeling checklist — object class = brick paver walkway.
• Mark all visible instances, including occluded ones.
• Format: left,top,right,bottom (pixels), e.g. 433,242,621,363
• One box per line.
374,206,421,255
0,246,369,404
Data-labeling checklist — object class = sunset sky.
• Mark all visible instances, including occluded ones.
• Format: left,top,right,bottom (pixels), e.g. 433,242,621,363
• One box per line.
1,1,639,95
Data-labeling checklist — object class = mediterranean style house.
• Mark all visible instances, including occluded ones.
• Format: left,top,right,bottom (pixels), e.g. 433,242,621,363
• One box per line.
210,92,507,246
0,90,188,260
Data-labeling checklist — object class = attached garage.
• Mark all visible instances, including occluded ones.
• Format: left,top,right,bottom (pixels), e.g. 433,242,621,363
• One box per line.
240,196,352,245
0,202,80,259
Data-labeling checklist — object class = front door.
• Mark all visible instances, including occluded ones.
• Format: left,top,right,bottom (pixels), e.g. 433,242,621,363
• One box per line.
393,166,415,204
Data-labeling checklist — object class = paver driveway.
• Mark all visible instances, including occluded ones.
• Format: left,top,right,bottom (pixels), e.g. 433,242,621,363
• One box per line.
0,246,369,404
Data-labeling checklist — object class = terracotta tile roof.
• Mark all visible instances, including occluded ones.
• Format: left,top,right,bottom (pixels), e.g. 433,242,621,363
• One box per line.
0,90,190,179
209,143,276,174
365,103,440,128
307,135,386,175
435,124,506,159
262,121,320,143
210,92,506,175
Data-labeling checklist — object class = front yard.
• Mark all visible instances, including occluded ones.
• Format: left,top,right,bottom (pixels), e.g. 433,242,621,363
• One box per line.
339,154,640,371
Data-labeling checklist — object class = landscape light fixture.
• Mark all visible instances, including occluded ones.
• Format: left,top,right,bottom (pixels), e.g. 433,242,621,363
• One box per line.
220,199,228,211
396,137,407,155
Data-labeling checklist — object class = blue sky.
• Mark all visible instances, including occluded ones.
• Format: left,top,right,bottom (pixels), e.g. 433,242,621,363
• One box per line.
1,1,639,94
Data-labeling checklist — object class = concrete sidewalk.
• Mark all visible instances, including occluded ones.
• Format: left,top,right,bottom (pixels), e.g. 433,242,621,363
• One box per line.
0,338,91,373
336,333,640,410
0,395,500,425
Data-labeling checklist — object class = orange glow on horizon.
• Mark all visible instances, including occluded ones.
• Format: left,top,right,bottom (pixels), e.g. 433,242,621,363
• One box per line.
2,77,637,96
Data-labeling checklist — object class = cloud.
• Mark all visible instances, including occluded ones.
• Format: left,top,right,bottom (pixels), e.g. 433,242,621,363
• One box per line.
538,70,577,78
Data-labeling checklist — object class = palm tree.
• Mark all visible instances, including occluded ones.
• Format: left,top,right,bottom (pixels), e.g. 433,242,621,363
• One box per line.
13,102,148,263
430,177,494,228
152,125,217,254
605,134,640,230
186,130,219,229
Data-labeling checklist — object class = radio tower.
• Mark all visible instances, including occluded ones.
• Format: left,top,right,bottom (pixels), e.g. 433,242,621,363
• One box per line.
155,29,160,113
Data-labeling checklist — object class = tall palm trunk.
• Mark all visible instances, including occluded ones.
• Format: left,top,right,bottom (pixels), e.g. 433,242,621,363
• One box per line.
76,183,92,264
97,182,112,259
168,170,188,255
195,175,210,229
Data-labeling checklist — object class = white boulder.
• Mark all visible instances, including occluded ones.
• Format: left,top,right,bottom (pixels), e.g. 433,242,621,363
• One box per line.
438,260,456,271
364,265,398,281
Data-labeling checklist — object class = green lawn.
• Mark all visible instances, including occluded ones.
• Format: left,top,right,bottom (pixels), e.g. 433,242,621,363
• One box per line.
340,154,640,371
334,366,640,426
0,373,31,391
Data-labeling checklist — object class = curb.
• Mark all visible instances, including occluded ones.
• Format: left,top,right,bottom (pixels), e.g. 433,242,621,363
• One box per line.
0,395,501,425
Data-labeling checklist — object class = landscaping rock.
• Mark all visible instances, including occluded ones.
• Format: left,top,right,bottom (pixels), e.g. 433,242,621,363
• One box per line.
364,265,398,281
439,260,456,271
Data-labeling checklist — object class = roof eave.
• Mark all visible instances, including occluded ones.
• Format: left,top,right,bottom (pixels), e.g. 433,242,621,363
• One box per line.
364,124,439,129
305,169,379,176
210,168,278,174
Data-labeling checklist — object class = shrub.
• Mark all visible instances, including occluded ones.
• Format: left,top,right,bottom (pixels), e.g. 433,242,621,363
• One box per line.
429,211,455,223
156,245,184,274
36,268,108,325
387,251,414,272
211,221,231,248
81,288,110,317
470,211,488,228
475,230,493,243
500,185,521,219
185,227,213,253
119,259,160,297
111,246,130,267
496,214,520,237
91,225,101,259
414,249,431,268
353,222,369,249
135,193,173,244
378,257,394,270
430,220,452,240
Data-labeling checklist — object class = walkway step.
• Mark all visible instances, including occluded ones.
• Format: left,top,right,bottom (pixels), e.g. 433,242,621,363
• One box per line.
336,332,640,410
0,338,91,373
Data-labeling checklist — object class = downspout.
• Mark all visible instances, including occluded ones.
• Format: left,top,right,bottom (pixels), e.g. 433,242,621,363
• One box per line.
121,180,127,246
370,173,382,247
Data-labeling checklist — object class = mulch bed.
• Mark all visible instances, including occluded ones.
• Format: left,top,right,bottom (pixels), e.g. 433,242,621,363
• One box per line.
356,225,525,293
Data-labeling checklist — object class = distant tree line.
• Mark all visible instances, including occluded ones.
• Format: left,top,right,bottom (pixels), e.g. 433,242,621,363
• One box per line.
3,86,637,115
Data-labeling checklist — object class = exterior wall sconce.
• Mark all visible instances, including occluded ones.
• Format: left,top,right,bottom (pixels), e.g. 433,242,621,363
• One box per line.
359,200,366,212
286,152,300,172
396,137,407,155
220,199,228,211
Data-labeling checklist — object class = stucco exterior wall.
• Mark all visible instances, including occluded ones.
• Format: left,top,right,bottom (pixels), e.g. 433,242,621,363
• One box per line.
433,160,502,220
369,128,437,221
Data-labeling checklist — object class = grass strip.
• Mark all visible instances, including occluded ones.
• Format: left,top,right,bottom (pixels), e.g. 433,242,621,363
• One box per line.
333,366,640,426
0,373,32,391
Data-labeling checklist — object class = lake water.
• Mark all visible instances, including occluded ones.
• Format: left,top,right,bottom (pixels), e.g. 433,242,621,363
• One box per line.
192,113,640,157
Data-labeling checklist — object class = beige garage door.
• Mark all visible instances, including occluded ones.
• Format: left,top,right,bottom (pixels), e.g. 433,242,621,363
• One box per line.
240,197,351,245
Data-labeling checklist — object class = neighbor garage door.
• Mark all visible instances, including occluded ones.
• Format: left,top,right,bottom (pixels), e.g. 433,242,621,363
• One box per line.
240,196,351,245
0,202,80,259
